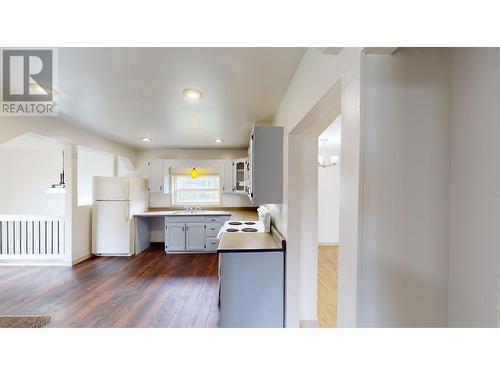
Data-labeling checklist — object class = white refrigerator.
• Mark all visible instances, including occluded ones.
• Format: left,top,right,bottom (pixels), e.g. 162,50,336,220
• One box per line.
92,176,148,256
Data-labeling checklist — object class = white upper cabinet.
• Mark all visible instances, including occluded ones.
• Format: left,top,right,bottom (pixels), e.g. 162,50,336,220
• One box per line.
223,160,233,194
147,160,170,194
232,158,248,195
247,126,284,204
222,158,249,195
162,161,171,193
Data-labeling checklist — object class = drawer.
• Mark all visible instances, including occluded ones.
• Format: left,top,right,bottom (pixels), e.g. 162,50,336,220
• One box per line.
205,237,219,251
205,215,230,224
205,222,223,236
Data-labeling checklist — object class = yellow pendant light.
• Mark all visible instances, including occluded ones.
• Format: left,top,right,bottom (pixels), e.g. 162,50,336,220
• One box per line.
191,167,200,179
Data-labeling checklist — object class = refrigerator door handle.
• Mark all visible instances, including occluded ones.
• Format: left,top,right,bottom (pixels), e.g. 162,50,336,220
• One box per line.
125,202,130,221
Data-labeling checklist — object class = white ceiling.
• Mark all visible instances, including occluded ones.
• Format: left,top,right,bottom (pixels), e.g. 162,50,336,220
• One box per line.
57,48,305,149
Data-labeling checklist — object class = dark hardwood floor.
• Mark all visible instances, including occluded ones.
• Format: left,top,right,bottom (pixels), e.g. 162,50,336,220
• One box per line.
0,244,220,327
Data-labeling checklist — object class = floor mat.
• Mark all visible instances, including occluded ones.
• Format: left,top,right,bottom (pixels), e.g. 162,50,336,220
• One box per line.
0,315,51,328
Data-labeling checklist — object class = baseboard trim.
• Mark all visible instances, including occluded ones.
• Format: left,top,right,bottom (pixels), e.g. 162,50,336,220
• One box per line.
300,320,320,328
72,253,93,266
318,242,339,246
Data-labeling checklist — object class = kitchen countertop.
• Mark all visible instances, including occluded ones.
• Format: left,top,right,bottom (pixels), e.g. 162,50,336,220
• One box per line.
135,208,259,220
135,210,233,217
217,232,284,252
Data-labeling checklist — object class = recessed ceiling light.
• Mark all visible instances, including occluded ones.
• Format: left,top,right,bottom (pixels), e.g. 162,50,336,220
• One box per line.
215,138,224,143
140,137,151,142
182,88,203,100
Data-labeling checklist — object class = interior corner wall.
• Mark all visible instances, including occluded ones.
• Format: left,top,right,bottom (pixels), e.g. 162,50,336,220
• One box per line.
448,48,500,327
360,48,451,327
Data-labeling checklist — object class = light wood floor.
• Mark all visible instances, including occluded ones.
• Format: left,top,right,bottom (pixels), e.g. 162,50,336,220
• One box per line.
317,245,338,328
0,244,219,327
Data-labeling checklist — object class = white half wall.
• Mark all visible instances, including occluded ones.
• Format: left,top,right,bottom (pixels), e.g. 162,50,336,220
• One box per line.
360,48,451,327
448,48,500,327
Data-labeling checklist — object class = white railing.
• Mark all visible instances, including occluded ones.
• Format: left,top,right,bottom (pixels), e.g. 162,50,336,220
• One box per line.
0,215,65,259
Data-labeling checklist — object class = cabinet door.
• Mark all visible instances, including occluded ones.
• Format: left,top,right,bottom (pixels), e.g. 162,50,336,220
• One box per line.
233,158,247,194
246,133,254,201
165,223,185,251
162,161,171,194
223,161,233,194
185,223,206,251
147,160,164,193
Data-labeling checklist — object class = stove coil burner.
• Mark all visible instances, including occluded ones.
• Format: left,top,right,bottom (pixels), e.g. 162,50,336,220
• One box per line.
242,228,258,232
228,222,243,226
244,222,256,225
226,228,240,232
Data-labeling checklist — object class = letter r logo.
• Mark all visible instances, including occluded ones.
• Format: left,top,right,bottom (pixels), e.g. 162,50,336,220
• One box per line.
2,49,53,102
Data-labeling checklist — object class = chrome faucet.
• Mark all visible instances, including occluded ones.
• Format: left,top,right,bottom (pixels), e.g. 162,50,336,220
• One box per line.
182,205,201,213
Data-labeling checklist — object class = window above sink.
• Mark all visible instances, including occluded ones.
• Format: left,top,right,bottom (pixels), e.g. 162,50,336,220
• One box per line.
171,174,221,206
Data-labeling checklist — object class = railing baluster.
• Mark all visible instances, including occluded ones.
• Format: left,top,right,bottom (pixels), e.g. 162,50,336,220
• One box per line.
0,216,65,260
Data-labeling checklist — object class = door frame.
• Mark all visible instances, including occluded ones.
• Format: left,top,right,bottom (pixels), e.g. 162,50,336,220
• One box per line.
286,74,363,327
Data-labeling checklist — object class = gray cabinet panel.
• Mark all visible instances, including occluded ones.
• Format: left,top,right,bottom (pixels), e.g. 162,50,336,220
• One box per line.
247,126,284,204
219,251,284,328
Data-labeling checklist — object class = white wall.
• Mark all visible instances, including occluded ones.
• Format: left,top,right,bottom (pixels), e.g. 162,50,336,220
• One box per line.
77,146,115,206
318,166,340,244
448,48,500,327
360,48,451,327
0,149,65,216
269,47,363,327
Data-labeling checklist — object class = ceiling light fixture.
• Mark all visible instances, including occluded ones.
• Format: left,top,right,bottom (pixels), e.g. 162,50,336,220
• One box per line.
191,167,200,179
318,139,338,168
182,88,203,100
140,137,152,142
215,138,224,143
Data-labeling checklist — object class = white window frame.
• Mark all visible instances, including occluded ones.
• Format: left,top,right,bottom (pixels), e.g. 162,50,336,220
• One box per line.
171,173,222,206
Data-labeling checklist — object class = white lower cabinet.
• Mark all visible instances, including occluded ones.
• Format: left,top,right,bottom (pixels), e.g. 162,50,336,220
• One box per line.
165,223,185,251
165,215,230,253
186,223,205,251
205,237,219,251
